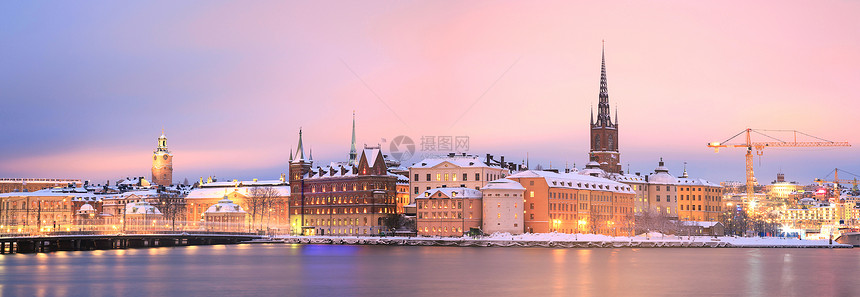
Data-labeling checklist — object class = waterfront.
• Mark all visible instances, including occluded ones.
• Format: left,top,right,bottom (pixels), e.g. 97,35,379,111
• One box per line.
1,244,859,296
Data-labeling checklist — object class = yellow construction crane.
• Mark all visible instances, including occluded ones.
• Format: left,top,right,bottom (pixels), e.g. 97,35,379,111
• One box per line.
708,129,851,207
815,168,860,192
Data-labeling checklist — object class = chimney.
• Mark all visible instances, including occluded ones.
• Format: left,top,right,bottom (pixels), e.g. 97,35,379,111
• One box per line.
500,156,505,167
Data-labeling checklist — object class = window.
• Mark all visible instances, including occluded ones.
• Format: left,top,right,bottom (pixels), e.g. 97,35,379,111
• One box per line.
463,173,467,181
436,173,441,181
475,173,480,181
529,191,534,198
414,187,419,194
656,195,660,202
426,174,431,181
530,203,534,210
414,174,418,181
530,181,534,186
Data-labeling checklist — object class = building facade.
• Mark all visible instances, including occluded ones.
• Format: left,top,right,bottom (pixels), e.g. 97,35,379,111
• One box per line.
152,131,173,187
185,178,290,231
0,178,82,194
646,159,678,218
289,130,399,236
675,168,723,221
481,179,525,235
507,170,635,236
408,154,510,204
416,187,482,236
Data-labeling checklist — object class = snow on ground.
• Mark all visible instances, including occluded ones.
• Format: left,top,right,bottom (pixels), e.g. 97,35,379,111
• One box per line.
275,232,850,248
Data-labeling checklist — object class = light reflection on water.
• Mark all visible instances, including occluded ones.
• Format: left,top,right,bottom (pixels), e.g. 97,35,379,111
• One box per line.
0,245,858,296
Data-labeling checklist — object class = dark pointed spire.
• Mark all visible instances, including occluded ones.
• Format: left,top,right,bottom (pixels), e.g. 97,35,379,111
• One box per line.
615,105,618,126
289,146,293,162
590,105,594,126
597,40,613,127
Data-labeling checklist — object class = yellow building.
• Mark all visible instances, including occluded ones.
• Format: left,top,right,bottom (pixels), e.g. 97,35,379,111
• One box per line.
408,154,510,203
676,168,723,222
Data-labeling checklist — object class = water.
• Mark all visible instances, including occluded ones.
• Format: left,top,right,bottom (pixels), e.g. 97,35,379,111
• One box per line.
1,244,858,296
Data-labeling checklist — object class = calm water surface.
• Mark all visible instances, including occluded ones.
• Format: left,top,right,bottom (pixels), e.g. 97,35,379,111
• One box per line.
1,244,858,296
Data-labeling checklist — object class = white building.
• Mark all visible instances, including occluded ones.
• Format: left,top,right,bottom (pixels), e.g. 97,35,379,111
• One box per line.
481,179,526,235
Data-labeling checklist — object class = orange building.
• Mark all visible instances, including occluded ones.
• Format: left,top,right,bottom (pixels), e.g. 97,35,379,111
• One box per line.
506,170,635,236
675,168,723,221
416,187,482,236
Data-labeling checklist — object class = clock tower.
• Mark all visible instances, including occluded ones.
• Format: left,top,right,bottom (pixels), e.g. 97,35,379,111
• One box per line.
152,130,173,186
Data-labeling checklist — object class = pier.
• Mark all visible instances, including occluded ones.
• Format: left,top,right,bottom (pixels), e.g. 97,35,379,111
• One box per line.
0,233,263,254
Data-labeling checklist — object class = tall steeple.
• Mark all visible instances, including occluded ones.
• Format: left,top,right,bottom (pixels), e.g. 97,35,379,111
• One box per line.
588,41,621,174
293,129,305,163
348,111,357,166
596,40,613,128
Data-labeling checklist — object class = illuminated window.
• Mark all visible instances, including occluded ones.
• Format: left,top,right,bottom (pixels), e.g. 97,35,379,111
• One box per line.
530,191,534,198
436,174,441,181
497,213,501,218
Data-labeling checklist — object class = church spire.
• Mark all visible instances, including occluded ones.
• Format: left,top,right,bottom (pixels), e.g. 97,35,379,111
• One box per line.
289,146,293,162
590,105,594,126
348,111,357,165
597,40,613,127
293,129,305,163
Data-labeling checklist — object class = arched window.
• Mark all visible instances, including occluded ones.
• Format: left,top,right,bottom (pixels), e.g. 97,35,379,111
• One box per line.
608,135,614,150
594,135,600,150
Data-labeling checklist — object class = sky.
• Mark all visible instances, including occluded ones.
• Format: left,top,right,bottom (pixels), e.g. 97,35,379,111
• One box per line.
1,1,859,185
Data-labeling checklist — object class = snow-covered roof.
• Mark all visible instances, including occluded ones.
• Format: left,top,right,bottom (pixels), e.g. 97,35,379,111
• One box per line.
648,171,677,185
79,203,95,212
506,170,635,194
612,173,647,183
409,155,498,169
125,201,161,215
205,197,246,214
482,178,526,191
362,147,383,167
0,188,111,201
200,179,286,188
680,221,722,228
186,185,290,199
675,177,721,187
306,164,357,179
416,187,483,199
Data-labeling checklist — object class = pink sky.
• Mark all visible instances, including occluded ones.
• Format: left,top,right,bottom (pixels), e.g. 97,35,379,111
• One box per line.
1,1,858,184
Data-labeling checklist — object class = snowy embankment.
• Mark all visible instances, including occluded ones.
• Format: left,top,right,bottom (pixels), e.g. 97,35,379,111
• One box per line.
273,232,851,248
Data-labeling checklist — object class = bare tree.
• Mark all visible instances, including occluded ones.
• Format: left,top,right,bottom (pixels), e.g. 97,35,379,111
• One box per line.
247,186,279,233
156,188,184,231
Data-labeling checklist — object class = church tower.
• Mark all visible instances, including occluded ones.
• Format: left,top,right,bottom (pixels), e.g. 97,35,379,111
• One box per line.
589,42,622,174
152,130,173,186
289,129,313,183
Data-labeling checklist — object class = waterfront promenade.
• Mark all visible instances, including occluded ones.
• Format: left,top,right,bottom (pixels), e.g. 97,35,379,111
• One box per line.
275,233,852,248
